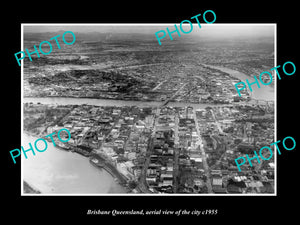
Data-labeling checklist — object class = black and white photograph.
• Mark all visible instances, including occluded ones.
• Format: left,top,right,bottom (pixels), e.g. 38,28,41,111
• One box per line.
21,24,276,195
4,3,298,222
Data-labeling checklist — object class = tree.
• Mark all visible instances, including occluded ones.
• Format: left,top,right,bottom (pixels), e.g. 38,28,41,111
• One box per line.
128,180,137,189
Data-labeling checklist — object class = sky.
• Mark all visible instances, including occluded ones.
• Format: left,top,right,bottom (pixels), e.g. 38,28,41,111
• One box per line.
23,24,275,39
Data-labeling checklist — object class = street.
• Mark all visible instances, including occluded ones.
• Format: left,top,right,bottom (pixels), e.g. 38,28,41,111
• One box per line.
193,108,213,193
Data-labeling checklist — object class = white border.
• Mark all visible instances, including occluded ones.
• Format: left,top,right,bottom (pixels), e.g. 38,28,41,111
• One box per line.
274,24,277,197
21,23,277,196
21,23,24,195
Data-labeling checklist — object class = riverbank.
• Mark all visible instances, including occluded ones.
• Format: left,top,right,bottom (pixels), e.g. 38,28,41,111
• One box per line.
47,136,130,189
89,154,129,187
22,132,127,194
25,130,129,185
23,96,249,110
50,138,131,190
202,64,275,101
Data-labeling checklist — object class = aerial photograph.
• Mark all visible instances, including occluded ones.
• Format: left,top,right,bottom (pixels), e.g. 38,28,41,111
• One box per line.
22,24,275,195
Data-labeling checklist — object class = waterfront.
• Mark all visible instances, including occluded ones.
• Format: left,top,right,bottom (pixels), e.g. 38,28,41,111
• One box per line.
202,64,275,101
22,65,275,195
22,133,126,194
24,96,227,108
23,63,275,107
21,25,276,195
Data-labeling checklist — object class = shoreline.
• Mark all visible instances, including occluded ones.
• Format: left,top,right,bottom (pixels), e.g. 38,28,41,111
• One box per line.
89,153,129,187
23,130,131,193
202,63,275,101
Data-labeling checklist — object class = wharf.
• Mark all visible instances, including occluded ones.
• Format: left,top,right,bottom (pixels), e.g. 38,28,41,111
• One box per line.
89,154,128,185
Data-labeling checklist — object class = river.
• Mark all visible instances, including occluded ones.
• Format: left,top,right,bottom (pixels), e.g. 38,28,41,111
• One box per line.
23,97,223,108
22,64,274,194
202,64,275,101
22,133,126,194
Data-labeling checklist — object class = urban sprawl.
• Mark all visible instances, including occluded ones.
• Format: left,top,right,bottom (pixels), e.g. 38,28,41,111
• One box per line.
23,28,275,194
24,101,274,194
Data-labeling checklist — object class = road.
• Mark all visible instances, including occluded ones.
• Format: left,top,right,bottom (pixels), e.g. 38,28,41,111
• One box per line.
161,83,187,107
193,108,213,193
137,108,160,193
137,154,152,193
210,108,223,134
173,114,180,193
152,80,166,91
105,62,167,71
105,63,167,83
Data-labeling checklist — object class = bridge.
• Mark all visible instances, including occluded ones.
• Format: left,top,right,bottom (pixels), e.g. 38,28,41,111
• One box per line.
160,83,187,107
251,99,274,106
